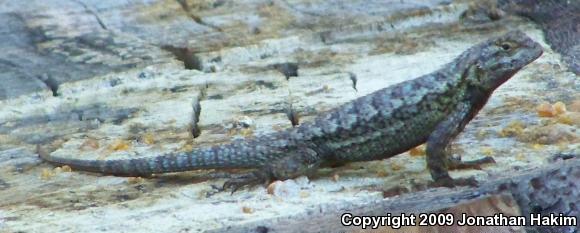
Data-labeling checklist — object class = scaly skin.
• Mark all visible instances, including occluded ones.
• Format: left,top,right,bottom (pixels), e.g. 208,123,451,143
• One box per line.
39,30,543,191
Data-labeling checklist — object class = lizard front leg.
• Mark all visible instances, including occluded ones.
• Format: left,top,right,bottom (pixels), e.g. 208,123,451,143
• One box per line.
222,146,323,193
426,101,495,187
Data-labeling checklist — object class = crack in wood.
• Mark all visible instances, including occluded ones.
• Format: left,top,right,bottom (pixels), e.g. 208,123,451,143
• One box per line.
175,0,223,32
71,0,108,30
161,45,203,71
36,74,59,96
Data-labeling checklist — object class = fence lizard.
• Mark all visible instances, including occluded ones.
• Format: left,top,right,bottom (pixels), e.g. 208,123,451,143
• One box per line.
39,30,543,191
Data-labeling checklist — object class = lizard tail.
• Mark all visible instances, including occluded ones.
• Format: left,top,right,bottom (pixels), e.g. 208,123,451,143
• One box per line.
37,143,268,176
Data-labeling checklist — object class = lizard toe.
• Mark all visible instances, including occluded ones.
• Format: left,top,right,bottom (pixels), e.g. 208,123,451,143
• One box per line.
222,171,265,194
432,176,479,188
448,156,496,170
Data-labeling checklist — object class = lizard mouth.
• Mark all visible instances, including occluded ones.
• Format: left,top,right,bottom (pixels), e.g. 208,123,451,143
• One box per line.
531,45,544,60
514,44,543,70
529,41,544,60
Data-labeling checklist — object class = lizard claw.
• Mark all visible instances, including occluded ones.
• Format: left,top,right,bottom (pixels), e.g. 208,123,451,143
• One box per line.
448,156,496,170
204,185,224,198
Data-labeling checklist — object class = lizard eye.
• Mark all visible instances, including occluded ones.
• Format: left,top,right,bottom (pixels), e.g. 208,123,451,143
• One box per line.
500,43,512,51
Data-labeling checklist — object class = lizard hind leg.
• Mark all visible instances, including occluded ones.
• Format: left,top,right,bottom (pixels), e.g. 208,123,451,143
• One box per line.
222,147,323,193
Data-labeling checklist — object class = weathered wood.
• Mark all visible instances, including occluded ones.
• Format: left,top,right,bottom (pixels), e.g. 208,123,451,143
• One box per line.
499,0,580,74
0,0,578,232
0,0,463,99
210,158,579,233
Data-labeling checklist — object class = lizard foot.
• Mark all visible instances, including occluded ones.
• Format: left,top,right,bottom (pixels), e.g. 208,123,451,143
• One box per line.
431,176,478,188
448,156,496,170
222,171,266,194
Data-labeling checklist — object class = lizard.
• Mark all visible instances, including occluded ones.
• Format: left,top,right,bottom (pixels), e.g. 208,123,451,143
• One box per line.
39,30,543,191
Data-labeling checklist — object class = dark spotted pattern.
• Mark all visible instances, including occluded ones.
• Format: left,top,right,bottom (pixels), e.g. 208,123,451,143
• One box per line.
40,31,543,188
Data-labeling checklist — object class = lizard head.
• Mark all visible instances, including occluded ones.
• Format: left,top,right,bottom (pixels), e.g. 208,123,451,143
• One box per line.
470,30,543,91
